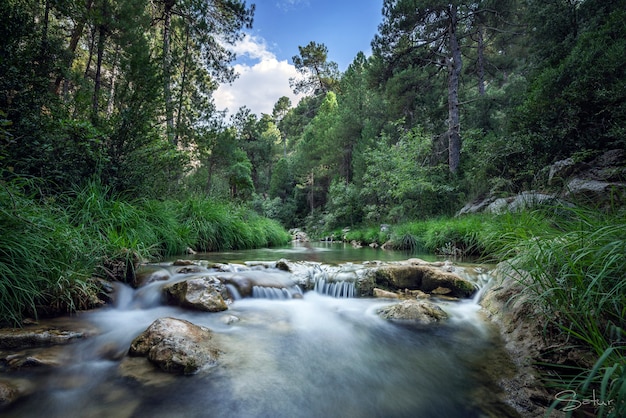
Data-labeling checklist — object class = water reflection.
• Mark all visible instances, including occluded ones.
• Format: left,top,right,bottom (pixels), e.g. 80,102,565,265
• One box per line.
177,241,438,265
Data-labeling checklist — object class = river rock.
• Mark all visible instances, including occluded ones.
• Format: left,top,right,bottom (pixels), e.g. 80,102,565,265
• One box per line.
2,345,69,369
164,277,229,312
128,317,221,375
373,288,399,299
135,266,171,287
0,380,19,408
0,326,89,349
377,300,448,324
373,265,476,298
562,178,626,206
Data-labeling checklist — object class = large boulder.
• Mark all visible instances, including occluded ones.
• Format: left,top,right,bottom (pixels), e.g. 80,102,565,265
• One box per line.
128,317,221,375
163,277,229,312
0,381,19,409
377,300,448,324
459,149,626,215
373,265,476,298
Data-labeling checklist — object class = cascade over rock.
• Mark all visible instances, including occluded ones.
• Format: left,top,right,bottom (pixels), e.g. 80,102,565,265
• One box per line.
128,317,221,375
218,270,301,299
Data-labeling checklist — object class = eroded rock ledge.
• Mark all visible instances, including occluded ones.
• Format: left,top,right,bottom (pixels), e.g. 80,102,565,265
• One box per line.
479,263,594,418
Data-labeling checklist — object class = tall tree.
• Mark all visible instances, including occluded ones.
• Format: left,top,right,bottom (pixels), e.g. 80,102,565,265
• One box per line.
154,0,255,146
373,0,521,173
290,41,340,95
374,0,466,173
272,96,291,157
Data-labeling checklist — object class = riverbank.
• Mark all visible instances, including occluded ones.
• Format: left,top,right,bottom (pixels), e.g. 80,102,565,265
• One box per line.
0,178,290,326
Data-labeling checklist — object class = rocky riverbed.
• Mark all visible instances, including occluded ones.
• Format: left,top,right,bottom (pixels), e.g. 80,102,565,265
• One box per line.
0,256,566,417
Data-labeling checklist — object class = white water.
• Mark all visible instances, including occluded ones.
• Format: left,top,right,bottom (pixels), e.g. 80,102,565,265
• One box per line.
3,254,519,418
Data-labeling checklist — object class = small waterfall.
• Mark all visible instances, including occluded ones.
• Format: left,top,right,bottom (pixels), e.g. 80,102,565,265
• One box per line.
251,285,303,300
226,284,242,300
471,272,493,304
314,278,356,298
307,265,358,298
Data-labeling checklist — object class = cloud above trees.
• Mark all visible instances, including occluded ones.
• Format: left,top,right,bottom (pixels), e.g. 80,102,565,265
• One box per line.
214,35,304,118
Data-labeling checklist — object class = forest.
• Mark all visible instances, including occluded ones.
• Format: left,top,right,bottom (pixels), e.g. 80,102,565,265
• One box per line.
1,0,625,415
1,0,624,227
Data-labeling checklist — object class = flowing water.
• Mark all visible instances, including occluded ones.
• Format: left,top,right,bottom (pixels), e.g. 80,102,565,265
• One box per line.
2,243,520,418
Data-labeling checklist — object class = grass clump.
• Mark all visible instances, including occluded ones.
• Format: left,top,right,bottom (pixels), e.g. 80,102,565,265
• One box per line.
180,196,289,252
385,215,487,257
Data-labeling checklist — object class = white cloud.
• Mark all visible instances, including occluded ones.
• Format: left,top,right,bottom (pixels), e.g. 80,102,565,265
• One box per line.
276,0,309,11
214,35,304,119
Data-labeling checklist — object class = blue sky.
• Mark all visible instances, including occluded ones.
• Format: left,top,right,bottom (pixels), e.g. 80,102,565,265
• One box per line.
214,0,383,118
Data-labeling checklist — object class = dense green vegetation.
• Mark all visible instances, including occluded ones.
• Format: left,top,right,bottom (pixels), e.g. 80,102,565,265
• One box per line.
1,0,625,415
0,175,289,325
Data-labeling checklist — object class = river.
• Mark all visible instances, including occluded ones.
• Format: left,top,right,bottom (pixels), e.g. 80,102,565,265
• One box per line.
2,243,521,417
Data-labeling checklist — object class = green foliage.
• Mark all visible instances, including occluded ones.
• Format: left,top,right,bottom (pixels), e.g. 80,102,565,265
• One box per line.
343,226,389,246
325,178,363,228
0,175,289,325
228,149,255,200
360,126,459,222
0,175,101,325
508,3,626,185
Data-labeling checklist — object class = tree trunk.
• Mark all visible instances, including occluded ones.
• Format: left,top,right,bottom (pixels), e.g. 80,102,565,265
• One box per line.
447,5,462,174
476,24,486,96
106,45,120,116
55,0,94,96
308,170,315,214
92,16,106,123
174,25,190,146
163,0,176,146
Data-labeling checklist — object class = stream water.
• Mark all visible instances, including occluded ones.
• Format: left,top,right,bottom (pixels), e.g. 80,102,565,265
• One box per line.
3,243,521,418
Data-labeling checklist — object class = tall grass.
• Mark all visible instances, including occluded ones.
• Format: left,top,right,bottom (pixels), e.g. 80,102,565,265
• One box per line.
492,207,626,417
180,196,290,251
0,176,101,325
385,215,488,256
0,177,290,325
